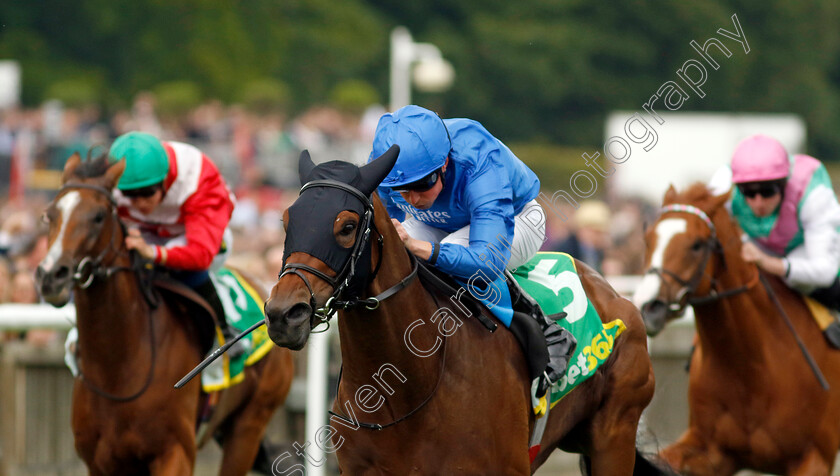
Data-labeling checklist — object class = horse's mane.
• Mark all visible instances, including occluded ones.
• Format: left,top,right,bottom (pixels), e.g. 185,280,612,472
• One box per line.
74,148,111,179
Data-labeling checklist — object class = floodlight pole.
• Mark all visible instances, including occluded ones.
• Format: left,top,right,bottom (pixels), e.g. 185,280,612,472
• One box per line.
390,26,451,111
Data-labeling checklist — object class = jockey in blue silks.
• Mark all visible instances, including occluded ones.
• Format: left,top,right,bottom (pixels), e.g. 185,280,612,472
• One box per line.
369,105,575,394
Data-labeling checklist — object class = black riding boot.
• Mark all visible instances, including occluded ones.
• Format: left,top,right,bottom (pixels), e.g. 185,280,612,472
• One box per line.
194,279,248,359
536,316,577,398
809,277,840,349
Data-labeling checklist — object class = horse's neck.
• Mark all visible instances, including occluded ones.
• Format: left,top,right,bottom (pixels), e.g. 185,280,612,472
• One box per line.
694,236,775,362
74,268,153,373
336,229,441,398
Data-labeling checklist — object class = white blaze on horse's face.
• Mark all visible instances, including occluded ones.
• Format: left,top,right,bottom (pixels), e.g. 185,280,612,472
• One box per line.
633,217,687,308
40,191,81,273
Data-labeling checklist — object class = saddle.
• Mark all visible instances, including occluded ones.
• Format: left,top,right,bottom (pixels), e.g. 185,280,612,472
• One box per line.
152,277,218,356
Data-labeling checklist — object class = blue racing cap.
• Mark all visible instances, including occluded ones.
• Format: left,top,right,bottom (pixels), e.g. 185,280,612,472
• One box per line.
370,105,451,188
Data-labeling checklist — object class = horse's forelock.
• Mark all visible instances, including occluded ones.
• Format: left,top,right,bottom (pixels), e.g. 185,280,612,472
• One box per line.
674,182,712,204
73,150,112,179
673,182,728,213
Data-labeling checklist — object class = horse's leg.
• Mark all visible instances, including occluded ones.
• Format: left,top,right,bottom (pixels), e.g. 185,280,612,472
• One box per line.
585,418,639,476
218,353,293,476
217,409,276,476
787,448,831,476
660,430,737,476
585,314,655,474
148,444,194,476
580,381,648,475
86,466,106,476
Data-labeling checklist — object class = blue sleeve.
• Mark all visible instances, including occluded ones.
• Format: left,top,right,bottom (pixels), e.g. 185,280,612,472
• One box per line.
377,187,405,221
434,156,514,280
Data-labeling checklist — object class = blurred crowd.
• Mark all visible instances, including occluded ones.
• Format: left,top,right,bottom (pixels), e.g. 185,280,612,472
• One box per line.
540,197,656,277
0,93,655,347
0,92,385,346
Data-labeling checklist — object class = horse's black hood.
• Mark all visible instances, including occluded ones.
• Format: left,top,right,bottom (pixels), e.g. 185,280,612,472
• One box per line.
282,146,399,275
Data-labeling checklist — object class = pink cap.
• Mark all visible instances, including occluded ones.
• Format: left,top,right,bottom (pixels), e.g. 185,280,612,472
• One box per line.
731,134,789,184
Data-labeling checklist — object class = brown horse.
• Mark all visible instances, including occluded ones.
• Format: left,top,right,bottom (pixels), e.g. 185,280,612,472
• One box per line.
263,148,661,475
35,153,295,475
635,183,840,475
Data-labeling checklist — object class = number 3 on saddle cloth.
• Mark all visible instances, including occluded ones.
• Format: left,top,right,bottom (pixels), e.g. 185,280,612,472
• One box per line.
63,267,274,392
445,251,624,416
507,252,626,414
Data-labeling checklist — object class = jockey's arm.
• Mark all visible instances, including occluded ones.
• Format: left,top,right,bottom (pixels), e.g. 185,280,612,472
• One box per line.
435,155,516,281
435,202,514,281
785,185,840,290
438,162,516,282
160,172,234,271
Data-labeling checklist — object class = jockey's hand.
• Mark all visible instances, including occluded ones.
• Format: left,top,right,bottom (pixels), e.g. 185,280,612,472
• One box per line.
391,218,432,261
125,228,156,260
741,240,786,277
741,241,765,264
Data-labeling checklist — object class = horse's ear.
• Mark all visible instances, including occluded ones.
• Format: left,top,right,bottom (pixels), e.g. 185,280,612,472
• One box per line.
61,153,82,184
663,184,677,204
103,159,126,190
710,188,731,212
358,145,400,196
299,150,316,183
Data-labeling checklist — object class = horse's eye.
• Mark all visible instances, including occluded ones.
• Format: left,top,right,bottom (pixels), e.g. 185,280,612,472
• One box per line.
691,240,704,252
43,209,58,224
340,223,356,236
94,211,106,224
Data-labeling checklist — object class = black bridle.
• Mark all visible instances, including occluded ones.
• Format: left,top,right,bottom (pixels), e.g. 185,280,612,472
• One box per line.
643,203,757,315
56,182,156,402
59,183,134,289
277,179,418,330
279,178,461,430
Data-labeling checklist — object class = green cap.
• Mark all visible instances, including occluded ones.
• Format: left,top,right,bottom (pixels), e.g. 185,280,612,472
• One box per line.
109,132,169,190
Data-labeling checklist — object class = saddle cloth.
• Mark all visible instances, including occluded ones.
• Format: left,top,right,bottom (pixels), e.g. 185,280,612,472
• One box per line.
511,252,626,407
804,296,836,331
201,268,274,392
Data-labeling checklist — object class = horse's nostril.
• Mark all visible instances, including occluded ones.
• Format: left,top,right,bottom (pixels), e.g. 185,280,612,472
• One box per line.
643,300,666,314
55,266,70,281
287,303,313,323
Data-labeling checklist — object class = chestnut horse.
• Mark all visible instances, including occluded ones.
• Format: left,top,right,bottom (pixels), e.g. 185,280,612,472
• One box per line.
635,183,840,475
35,153,295,475
264,148,662,475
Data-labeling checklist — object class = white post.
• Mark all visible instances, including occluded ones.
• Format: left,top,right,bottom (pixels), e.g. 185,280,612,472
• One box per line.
0,304,75,329
390,26,414,112
304,325,333,475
